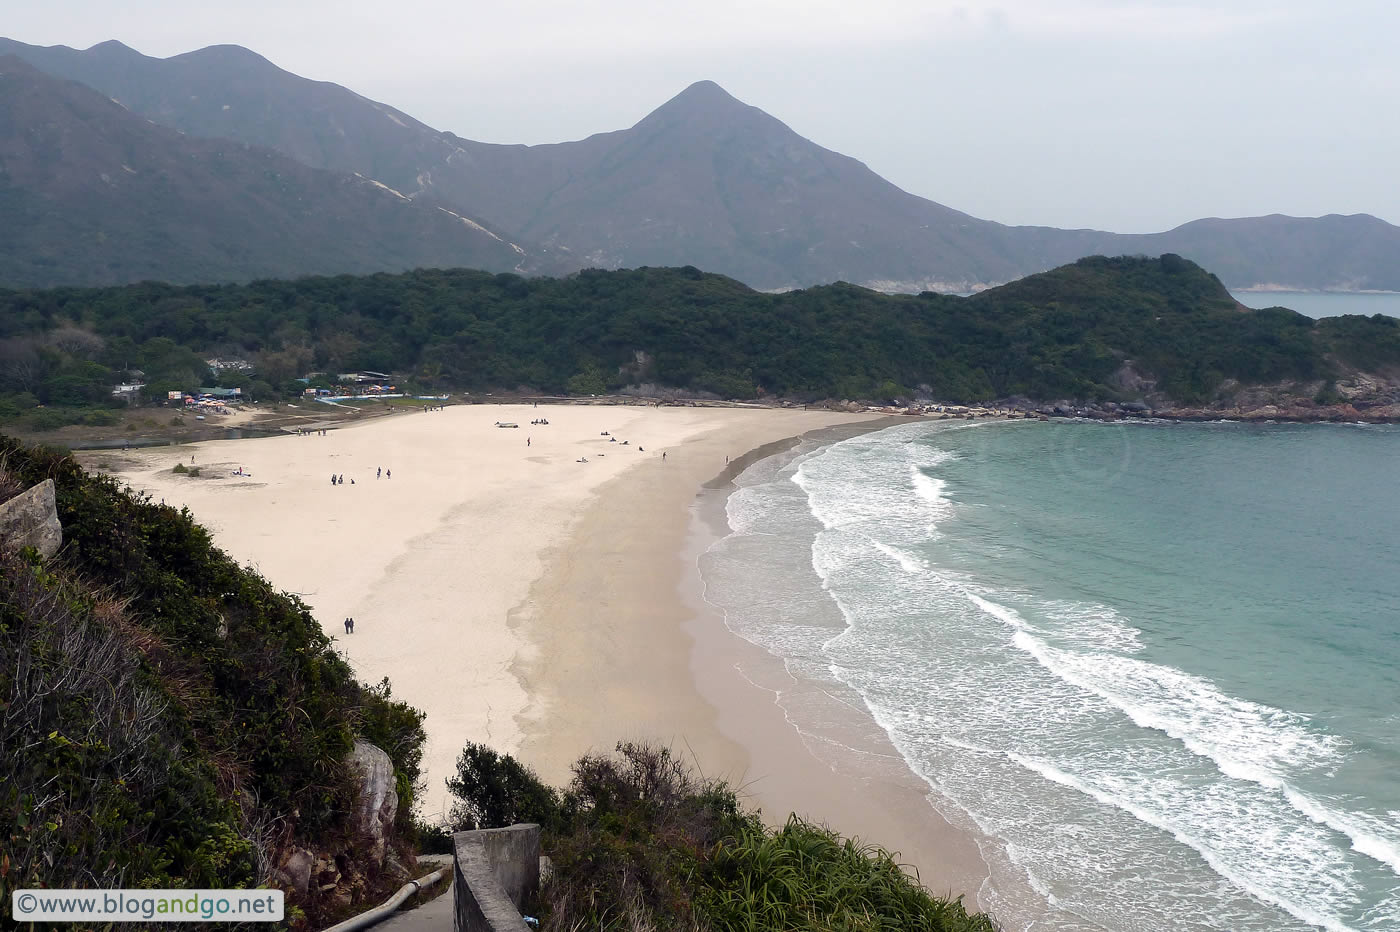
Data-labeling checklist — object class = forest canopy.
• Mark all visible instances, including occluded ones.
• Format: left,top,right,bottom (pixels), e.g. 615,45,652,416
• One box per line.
1,255,1395,415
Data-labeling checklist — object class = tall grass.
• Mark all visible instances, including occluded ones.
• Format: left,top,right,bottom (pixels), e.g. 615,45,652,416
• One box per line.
701,817,997,932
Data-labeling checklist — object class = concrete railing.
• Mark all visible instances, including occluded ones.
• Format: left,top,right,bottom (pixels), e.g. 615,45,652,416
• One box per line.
453,824,540,932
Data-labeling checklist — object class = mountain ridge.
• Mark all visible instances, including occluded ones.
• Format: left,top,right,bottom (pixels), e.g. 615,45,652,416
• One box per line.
0,55,537,288
3,37,1398,292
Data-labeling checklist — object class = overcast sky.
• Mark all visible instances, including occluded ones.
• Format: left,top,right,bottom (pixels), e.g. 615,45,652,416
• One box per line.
7,1,1398,232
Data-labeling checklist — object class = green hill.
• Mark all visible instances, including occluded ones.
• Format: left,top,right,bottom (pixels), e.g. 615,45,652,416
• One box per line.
2,255,1397,420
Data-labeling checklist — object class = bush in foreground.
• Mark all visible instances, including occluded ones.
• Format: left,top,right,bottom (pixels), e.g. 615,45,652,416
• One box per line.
0,435,427,927
448,741,996,932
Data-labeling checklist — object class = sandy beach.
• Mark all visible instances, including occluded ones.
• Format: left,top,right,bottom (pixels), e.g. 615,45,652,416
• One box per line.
97,401,990,906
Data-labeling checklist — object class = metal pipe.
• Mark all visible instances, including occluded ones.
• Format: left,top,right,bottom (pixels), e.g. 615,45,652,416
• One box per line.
321,866,451,932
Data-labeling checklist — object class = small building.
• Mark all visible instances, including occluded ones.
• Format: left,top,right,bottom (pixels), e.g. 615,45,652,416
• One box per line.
112,382,146,396
337,371,394,386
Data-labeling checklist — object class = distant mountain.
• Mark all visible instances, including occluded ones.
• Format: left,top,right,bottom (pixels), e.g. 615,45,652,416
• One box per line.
4,38,1399,292
0,55,532,288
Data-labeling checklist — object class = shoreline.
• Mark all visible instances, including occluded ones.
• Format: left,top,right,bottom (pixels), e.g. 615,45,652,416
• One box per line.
513,417,993,909
88,404,995,910
94,405,891,823
688,426,994,907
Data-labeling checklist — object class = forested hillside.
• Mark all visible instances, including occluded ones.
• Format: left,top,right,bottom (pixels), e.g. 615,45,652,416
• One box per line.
2,256,1397,421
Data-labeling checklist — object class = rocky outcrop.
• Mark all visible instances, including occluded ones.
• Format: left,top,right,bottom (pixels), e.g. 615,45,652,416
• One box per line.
0,479,62,558
268,740,401,908
346,740,398,866
273,847,315,898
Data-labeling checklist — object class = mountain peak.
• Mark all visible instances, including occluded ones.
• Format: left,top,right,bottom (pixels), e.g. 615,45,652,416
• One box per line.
85,39,140,58
675,79,737,103
174,44,276,68
635,79,768,133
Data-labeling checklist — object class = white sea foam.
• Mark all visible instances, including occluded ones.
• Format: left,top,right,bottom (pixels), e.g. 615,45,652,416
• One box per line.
706,420,1400,932
1285,787,1400,877
972,592,1345,779
871,540,927,574
960,590,1400,889
911,467,948,505
1006,752,1361,932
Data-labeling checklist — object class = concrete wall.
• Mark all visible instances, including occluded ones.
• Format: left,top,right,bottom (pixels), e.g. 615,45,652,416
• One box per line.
453,824,540,932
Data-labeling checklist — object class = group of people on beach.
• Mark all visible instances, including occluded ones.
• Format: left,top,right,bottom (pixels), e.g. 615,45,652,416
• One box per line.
297,428,329,436
342,617,356,633
329,467,392,485
424,405,445,413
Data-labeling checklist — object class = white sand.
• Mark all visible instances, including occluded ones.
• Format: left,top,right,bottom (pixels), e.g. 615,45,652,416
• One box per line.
114,403,869,819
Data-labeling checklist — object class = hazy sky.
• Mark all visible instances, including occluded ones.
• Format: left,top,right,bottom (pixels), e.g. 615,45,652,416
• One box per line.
8,1,1398,232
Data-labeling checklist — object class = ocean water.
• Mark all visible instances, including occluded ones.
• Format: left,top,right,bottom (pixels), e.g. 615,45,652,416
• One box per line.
1231,291,1400,319
699,419,1400,932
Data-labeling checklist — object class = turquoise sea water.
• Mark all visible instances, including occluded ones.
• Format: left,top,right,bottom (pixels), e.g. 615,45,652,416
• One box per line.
701,420,1400,931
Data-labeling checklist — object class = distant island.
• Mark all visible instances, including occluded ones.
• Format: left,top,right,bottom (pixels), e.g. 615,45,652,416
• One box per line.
2,255,1398,438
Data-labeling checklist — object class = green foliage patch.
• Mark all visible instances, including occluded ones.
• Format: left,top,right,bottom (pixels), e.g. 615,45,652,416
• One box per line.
447,741,994,932
4,255,1398,412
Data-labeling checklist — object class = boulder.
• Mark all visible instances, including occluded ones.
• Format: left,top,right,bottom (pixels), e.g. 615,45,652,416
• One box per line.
278,847,315,898
383,851,412,884
346,740,398,865
0,479,62,558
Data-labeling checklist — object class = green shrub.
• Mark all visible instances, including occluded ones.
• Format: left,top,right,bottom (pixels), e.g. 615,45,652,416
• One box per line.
411,819,455,855
493,741,999,932
446,742,561,831
702,817,996,932
24,408,73,432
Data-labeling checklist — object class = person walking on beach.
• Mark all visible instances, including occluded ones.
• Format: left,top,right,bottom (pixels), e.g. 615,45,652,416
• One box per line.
527,437,531,447
376,466,382,479
344,617,351,634
348,617,355,633
662,451,666,462
386,469,391,479
331,474,337,486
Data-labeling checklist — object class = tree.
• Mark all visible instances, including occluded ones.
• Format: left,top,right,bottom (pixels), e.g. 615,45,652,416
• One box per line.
446,742,560,831
566,366,607,396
